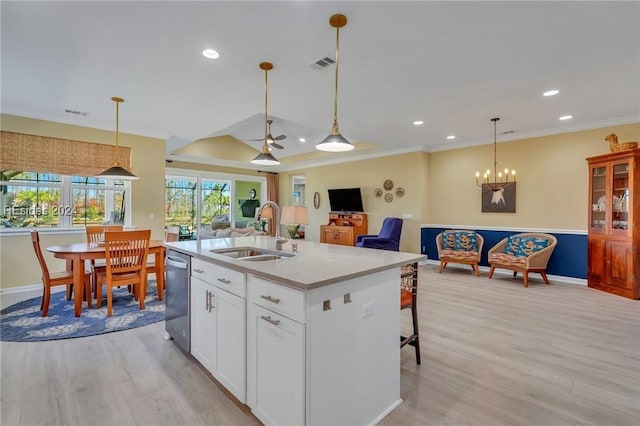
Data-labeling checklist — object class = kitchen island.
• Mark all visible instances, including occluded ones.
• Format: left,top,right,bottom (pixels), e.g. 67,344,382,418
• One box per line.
165,236,425,426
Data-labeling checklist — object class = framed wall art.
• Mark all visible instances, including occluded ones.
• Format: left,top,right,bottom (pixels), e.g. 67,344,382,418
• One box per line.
482,182,516,213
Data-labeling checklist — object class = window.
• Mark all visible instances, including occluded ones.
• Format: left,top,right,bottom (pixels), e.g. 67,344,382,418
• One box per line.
201,179,231,227
165,177,197,230
165,171,265,239
0,171,131,229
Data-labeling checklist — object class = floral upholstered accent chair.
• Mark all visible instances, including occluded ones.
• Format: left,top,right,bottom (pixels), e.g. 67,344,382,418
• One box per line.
436,230,484,276
488,233,557,287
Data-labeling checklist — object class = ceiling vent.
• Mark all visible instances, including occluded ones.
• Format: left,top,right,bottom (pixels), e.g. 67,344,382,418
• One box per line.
64,109,88,116
311,56,336,70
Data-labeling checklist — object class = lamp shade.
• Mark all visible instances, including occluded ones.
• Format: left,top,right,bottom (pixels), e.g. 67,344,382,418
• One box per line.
251,151,280,166
280,206,309,225
97,165,138,180
260,206,274,220
316,131,354,152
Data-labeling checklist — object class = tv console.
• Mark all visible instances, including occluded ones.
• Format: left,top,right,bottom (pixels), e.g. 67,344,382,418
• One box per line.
320,213,368,246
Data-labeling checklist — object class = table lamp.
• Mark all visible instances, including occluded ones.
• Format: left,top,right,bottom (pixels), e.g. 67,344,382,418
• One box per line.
280,206,309,239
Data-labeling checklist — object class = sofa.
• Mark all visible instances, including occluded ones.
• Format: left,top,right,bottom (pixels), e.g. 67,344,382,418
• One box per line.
199,225,266,240
488,232,557,287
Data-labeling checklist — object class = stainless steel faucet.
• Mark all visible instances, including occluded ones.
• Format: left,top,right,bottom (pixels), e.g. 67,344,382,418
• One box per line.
257,201,287,249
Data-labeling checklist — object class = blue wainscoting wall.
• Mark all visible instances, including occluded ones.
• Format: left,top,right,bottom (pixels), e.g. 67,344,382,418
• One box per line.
421,226,587,279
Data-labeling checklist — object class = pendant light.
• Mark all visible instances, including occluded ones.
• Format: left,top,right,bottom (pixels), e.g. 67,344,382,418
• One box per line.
474,117,515,190
97,97,138,180
316,14,354,152
251,62,280,166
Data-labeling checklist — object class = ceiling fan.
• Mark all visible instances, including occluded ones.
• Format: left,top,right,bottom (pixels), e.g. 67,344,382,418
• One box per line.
248,119,286,149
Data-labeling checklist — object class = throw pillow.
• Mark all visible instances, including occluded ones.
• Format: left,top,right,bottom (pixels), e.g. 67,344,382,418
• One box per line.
453,231,478,252
442,231,457,249
442,230,479,251
516,237,550,257
504,235,521,256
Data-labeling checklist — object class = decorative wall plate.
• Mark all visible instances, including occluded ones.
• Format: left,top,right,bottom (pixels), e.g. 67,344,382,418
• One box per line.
383,179,394,191
384,193,393,203
374,188,383,198
395,187,405,197
313,191,320,209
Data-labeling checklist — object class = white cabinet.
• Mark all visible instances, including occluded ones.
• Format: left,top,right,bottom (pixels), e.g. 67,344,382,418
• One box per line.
247,276,306,426
190,259,246,403
213,285,246,401
190,276,216,372
249,305,305,426
247,269,401,426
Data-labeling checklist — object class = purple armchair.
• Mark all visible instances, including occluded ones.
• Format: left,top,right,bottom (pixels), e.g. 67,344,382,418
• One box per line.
355,217,403,251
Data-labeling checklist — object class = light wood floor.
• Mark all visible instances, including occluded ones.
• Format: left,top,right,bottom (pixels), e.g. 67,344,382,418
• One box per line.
1,265,638,426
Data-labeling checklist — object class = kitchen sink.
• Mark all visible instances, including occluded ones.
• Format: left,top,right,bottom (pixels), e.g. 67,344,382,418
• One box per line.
211,247,294,261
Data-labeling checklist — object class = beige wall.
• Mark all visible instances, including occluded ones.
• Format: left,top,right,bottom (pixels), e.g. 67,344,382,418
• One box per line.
0,114,166,289
279,152,427,253
428,123,640,230
1,113,638,291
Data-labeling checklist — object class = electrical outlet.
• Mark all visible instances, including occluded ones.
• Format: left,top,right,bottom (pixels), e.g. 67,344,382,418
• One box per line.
361,302,375,318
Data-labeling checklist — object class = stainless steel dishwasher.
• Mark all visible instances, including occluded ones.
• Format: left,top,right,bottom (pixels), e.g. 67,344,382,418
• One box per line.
165,249,190,353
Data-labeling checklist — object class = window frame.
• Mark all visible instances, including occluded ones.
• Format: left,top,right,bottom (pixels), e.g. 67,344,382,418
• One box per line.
0,172,131,234
165,168,266,237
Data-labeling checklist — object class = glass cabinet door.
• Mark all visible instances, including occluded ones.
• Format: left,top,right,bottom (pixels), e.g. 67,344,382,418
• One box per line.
611,162,630,232
590,165,606,230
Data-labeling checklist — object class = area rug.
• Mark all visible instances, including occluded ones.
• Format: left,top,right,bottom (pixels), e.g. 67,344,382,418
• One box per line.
1,282,165,342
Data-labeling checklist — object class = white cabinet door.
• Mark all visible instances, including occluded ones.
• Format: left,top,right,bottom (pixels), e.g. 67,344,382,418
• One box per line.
250,305,305,426
213,285,246,403
190,276,216,373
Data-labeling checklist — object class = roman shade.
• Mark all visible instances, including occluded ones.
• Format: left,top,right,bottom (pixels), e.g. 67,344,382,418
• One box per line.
0,131,132,177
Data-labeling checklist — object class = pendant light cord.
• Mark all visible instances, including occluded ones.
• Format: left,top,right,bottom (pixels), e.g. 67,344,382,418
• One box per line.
264,66,269,150
112,96,124,166
333,25,340,126
493,117,498,180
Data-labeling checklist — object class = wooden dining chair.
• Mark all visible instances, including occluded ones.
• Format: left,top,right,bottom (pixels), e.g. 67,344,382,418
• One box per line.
165,225,180,242
85,225,124,295
31,230,92,316
95,229,150,316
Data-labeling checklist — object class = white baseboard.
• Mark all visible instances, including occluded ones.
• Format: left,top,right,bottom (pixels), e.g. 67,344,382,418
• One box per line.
424,259,587,286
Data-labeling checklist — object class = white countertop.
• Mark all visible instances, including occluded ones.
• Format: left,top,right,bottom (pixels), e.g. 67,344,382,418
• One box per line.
165,236,426,290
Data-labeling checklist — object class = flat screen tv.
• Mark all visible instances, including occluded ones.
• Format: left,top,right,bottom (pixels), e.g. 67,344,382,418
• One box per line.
328,188,364,213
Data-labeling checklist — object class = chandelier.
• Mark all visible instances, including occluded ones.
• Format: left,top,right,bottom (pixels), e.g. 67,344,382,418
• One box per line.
475,117,515,191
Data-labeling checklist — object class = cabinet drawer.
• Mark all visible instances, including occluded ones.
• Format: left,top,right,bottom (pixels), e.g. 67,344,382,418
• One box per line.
192,257,246,298
249,276,305,323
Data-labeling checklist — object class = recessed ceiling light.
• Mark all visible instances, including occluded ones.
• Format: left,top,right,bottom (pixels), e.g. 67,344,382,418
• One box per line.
299,138,306,143
559,115,573,120
413,120,424,126
202,49,220,59
543,89,559,97
446,135,456,140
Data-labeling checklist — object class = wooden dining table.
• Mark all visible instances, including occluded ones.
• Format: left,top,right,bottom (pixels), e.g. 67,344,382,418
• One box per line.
47,240,166,317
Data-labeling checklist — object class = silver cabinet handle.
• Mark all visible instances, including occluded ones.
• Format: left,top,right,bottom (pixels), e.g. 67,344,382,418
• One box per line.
217,278,231,284
208,291,214,312
260,295,280,304
193,268,205,274
205,290,210,311
261,315,280,326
